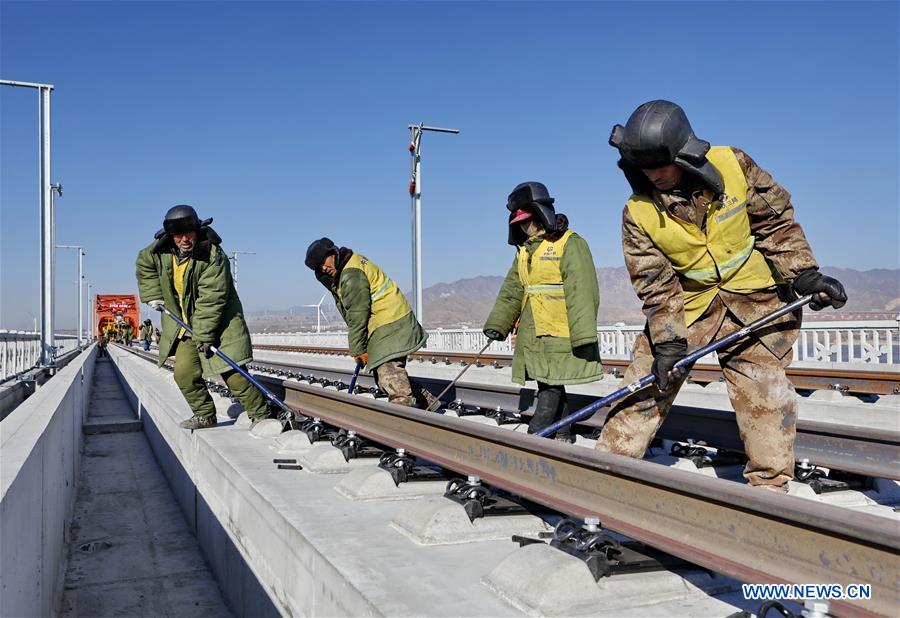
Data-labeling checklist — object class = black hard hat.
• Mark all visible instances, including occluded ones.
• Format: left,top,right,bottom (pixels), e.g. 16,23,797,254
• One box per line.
163,205,202,234
507,182,557,230
506,182,559,246
609,100,723,194
305,237,338,271
507,182,555,211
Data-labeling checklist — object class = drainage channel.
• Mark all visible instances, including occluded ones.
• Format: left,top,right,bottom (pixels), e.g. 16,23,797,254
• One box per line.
59,357,230,617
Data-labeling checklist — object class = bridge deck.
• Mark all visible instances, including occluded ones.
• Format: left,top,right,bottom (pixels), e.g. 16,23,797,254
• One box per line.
60,358,229,617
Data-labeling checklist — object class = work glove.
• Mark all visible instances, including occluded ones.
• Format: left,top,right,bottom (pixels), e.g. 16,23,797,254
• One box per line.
196,341,215,359
353,353,368,366
148,300,165,311
572,343,601,362
483,329,505,341
793,269,848,311
651,339,689,392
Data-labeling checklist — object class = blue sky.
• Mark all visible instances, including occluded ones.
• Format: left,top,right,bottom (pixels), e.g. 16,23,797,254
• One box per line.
2,1,898,330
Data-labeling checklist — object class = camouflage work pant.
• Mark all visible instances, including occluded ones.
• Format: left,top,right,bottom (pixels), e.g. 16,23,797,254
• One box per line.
596,299,798,487
172,338,268,420
374,358,438,409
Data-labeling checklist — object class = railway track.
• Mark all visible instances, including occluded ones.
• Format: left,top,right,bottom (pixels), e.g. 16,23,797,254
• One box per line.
253,343,900,396
121,346,900,616
244,358,900,482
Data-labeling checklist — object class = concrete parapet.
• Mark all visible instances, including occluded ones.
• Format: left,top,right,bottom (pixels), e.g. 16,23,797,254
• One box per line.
0,345,97,618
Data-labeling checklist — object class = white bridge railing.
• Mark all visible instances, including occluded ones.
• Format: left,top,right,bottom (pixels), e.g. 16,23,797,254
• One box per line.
252,318,900,368
0,332,80,381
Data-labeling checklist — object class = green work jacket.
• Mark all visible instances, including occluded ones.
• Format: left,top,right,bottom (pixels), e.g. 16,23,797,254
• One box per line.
331,267,427,370
135,236,252,377
484,231,602,385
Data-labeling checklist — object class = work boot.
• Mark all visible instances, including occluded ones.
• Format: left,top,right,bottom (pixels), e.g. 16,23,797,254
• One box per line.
555,427,574,444
179,415,217,430
754,483,788,494
553,402,574,443
528,385,564,435
249,405,282,428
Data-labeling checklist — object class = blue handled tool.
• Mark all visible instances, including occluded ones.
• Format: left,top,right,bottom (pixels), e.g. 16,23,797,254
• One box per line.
154,304,298,426
347,358,364,395
536,295,812,437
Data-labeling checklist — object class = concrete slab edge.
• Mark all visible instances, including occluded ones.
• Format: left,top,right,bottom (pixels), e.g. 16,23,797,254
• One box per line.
106,347,384,617
0,346,97,618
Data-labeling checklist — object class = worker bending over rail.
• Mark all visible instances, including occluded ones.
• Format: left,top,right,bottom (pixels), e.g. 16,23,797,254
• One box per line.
483,182,603,442
305,238,437,409
135,205,273,430
600,100,847,491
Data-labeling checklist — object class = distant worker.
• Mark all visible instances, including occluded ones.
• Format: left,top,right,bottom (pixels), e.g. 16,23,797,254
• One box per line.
483,182,603,442
122,321,134,347
153,326,161,345
602,100,847,491
305,238,437,409
135,205,274,430
97,333,108,358
140,319,154,351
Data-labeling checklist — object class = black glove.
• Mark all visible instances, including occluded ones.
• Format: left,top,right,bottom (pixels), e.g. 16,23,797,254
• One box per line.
793,269,847,311
196,341,215,359
483,329,505,341
572,342,600,362
651,339,689,392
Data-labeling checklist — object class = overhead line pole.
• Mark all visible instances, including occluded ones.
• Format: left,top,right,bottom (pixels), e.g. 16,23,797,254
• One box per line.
229,250,256,285
57,245,84,347
1,79,57,365
408,123,458,325
87,283,94,340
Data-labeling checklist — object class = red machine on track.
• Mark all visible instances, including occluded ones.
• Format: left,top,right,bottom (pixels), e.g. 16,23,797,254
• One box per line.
95,294,139,339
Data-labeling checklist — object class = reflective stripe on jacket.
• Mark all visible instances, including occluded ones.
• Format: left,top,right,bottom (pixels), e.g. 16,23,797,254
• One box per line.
339,253,411,334
626,146,778,325
516,229,573,338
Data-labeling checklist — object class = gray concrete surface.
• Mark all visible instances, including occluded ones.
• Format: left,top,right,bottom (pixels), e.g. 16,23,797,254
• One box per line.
60,358,229,617
484,542,742,617
1,346,96,618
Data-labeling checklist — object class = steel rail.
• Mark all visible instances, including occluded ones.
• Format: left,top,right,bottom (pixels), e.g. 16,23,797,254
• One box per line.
247,359,900,481
118,345,900,615
269,377,899,618
253,344,900,395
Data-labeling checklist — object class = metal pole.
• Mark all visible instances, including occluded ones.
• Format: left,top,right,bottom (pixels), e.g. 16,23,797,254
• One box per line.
0,79,56,358
230,250,256,285
412,131,423,320
407,123,458,325
57,244,82,345
87,283,93,340
77,248,84,346
40,87,53,366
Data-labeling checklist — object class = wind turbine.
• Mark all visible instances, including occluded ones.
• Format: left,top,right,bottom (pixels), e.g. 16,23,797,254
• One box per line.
301,294,330,333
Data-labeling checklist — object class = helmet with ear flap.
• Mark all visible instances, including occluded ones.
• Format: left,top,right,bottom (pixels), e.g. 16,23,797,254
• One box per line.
608,100,724,195
506,182,557,231
506,182,564,246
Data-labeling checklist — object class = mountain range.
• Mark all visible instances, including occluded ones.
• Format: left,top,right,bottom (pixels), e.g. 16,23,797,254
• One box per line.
418,266,900,328
248,267,899,330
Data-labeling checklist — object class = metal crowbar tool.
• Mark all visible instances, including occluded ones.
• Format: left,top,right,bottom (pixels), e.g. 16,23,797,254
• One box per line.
426,340,493,412
153,304,300,428
536,295,813,437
